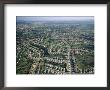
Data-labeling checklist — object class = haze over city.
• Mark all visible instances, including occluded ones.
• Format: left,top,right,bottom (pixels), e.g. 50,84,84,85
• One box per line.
17,16,94,22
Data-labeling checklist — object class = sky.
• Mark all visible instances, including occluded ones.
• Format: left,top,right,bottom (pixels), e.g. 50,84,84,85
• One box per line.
16,16,94,22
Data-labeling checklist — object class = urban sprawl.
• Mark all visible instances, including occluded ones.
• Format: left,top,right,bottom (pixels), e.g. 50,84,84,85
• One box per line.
16,19,94,74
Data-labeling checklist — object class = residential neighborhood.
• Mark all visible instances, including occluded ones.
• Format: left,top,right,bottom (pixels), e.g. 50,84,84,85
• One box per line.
16,16,94,74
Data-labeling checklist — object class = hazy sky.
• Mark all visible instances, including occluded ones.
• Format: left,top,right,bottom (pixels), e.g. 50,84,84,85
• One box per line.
17,16,94,22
